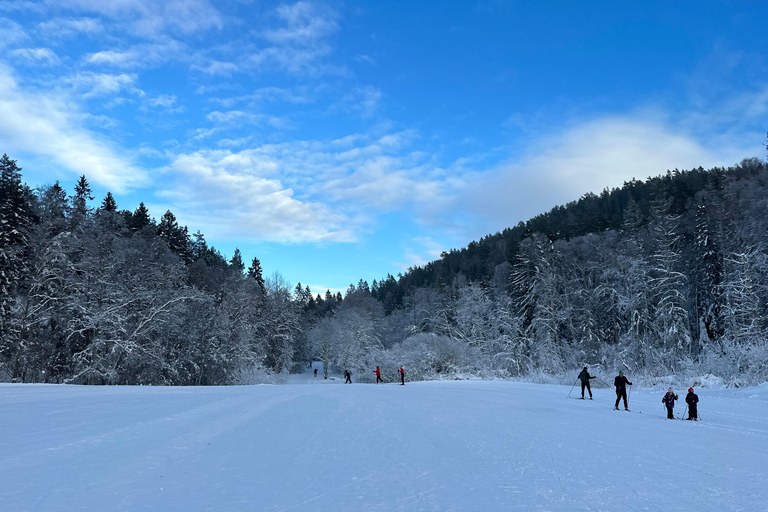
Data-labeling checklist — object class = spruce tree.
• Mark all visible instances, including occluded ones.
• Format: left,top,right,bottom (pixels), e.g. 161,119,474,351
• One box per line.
100,192,117,212
230,248,245,274
247,257,265,292
157,210,191,262
130,202,151,231
71,175,93,219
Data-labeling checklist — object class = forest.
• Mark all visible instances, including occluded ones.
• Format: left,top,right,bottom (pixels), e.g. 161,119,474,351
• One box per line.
2,153,768,386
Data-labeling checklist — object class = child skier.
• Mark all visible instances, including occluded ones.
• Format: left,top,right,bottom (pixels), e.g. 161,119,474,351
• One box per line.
685,387,699,420
578,366,595,399
613,370,632,410
662,387,678,419
374,366,382,384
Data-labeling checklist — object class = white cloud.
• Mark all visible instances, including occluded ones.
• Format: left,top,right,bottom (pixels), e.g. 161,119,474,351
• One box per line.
49,0,223,37
211,87,312,109
0,18,28,48
249,2,345,76
161,150,354,243
0,65,147,192
462,113,761,236
263,1,339,44
85,40,184,69
339,86,382,118
64,71,140,98
37,16,104,38
191,60,239,76
10,47,61,65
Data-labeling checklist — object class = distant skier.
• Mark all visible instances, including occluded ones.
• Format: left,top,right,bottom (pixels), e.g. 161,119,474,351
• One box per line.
314,368,318,378
375,366,382,384
685,387,699,420
662,387,678,419
613,370,632,410
399,366,405,385
344,370,352,384
578,366,595,399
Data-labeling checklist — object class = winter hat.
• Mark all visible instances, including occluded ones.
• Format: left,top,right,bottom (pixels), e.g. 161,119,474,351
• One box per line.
583,366,588,370
688,387,694,393
619,370,624,374
667,387,673,393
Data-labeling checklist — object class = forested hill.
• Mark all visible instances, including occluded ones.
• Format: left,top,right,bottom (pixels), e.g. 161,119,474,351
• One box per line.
372,158,767,312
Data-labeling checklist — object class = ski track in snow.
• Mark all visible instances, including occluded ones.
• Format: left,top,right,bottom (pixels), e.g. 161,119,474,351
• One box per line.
1,375,766,512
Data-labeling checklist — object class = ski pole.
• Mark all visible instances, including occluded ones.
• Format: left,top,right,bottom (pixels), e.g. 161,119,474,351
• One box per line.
682,405,688,420
567,379,578,398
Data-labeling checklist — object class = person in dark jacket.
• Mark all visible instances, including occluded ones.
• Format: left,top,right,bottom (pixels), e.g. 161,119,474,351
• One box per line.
399,366,405,385
662,387,678,419
613,371,632,410
374,366,382,384
685,387,699,420
578,366,596,399
313,368,318,378
344,370,352,384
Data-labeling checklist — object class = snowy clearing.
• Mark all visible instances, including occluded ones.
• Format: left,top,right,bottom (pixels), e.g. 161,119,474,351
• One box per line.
2,374,766,512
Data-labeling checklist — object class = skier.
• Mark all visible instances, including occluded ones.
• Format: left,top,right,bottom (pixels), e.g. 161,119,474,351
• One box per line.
613,370,632,410
399,366,405,385
344,370,352,384
662,387,678,419
577,366,595,399
313,368,318,378
374,366,383,384
685,387,699,420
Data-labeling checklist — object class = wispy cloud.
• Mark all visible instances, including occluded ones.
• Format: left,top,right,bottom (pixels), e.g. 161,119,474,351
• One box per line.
162,149,354,243
249,2,345,76
64,71,141,98
10,47,61,65
211,86,312,109
191,60,239,76
37,16,104,39
0,65,147,192
263,1,339,44
50,0,223,37
0,17,28,48
85,40,185,69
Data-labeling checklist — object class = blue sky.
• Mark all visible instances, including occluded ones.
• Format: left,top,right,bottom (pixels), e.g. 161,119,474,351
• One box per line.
1,1,766,294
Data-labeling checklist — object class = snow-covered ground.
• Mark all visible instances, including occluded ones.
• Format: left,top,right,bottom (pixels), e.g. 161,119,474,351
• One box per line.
2,371,766,512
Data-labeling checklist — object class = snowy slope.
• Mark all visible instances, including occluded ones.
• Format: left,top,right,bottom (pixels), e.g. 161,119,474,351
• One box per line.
1,375,766,512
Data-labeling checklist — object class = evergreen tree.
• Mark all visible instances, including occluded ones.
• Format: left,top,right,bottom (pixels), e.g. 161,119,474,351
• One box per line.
247,257,265,292
129,202,151,232
230,248,245,274
100,192,117,212
157,210,191,262
696,198,724,345
70,175,93,219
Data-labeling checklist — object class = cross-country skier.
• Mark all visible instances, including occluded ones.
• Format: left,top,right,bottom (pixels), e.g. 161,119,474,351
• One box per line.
685,387,699,420
344,370,352,384
399,366,405,385
578,366,595,399
613,370,632,410
374,366,382,384
314,368,318,378
662,387,678,419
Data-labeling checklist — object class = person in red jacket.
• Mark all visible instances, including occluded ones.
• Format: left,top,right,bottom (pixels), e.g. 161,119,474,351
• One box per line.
399,366,405,385
374,366,382,384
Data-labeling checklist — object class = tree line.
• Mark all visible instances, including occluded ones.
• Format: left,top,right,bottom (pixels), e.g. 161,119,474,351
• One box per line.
2,153,768,385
